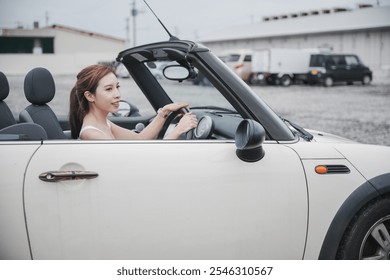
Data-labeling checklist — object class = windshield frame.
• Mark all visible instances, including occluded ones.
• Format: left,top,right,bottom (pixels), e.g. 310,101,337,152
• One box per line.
117,40,295,142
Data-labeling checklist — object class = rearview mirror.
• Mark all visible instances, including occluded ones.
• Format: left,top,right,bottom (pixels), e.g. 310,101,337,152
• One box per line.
163,65,190,81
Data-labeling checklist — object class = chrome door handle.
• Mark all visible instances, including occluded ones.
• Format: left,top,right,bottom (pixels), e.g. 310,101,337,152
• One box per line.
39,171,99,182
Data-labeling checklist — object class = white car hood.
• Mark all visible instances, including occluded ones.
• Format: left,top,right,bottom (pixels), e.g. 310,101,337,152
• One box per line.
307,129,357,144
287,130,390,181
285,129,356,160
333,143,390,181
307,129,390,180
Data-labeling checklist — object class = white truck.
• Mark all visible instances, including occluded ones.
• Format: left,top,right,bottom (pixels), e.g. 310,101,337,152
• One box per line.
250,48,321,86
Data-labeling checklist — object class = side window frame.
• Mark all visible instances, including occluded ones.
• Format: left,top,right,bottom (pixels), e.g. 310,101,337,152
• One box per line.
345,55,359,66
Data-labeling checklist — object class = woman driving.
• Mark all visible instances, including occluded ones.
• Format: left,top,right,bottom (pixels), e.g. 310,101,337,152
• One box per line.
69,64,197,140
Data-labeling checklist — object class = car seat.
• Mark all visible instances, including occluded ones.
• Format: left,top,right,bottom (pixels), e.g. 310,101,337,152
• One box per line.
0,71,17,129
0,122,48,141
0,71,48,140
19,67,66,139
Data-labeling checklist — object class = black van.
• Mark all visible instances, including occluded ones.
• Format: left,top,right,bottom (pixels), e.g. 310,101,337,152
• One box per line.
307,54,372,87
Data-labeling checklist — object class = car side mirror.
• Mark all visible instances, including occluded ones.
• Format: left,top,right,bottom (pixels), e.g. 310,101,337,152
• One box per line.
235,119,266,162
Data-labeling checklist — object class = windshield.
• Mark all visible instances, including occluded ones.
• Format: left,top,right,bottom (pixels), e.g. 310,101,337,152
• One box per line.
225,54,240,62
309,55,325,67
116,42,296,141
145,62,236,113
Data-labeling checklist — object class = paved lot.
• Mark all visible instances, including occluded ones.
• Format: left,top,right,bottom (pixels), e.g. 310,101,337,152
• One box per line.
5,75,390,146
252,82,390,146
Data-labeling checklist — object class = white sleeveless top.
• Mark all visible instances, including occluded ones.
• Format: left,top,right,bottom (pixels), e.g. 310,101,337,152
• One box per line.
79,122,112,139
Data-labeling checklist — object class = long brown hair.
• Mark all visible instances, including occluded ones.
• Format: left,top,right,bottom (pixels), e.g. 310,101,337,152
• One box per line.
69,64,115,139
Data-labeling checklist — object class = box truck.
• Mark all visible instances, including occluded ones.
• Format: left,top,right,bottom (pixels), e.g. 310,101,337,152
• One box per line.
250,48,321,86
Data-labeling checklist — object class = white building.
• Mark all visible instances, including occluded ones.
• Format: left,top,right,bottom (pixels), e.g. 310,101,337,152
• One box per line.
0,24,126,75
200,5,390,81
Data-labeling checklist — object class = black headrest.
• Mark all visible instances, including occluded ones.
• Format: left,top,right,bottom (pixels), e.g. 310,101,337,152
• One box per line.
24,67,55,105
0,72,10,101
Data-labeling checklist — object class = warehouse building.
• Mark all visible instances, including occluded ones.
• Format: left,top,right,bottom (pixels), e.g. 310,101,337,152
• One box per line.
0,23,126,74
200,5,390,82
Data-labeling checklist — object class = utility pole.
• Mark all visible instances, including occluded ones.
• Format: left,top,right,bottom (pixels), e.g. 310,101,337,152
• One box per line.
131,0,138,47
130,0,144,47
125,17,131,47
45,11,49,26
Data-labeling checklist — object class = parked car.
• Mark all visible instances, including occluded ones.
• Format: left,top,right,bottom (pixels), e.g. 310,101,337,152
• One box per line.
0,39,389,260
307,54,372,86
221,50,253,82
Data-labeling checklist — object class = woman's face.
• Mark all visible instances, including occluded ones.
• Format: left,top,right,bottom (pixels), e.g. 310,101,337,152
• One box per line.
91,72,121,114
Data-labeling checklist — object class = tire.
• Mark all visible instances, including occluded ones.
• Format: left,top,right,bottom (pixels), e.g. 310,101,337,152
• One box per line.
362,75,371,85
280,75,292,87
247,73,255,85
336,196,390,260
265,77,275,85
324,77,333,87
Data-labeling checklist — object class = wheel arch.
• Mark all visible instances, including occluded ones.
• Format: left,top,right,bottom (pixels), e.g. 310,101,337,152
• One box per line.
277,72,293,78
318,173,390,259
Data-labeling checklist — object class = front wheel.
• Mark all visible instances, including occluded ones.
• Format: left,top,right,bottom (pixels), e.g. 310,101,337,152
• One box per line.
324,77,334,87
280,75,292,87
362,75,371,85
336,196,390,260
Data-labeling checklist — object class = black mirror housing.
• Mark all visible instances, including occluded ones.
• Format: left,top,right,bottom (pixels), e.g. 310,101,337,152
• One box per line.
235,119,266,162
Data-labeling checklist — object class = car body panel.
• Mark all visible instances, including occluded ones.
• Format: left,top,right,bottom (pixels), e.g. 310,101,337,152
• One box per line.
299,159,366,259
0,142,41,259
285,141,371,259
24,140,307,259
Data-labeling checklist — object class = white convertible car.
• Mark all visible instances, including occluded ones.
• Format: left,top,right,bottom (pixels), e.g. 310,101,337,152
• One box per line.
0,39,389,260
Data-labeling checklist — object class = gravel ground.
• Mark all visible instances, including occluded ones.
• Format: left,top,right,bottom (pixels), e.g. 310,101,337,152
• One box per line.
4,75,390,146
253,82,390,146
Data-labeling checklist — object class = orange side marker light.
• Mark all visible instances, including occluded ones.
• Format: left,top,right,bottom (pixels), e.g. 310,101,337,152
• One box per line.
315,165,328,174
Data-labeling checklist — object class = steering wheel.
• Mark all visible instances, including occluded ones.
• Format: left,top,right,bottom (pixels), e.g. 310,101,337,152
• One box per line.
157,107,194,140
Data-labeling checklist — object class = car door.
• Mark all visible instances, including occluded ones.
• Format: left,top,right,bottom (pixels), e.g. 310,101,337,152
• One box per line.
333,55,349,82
344,55,362,81
0,142,41,259
24,140,307,259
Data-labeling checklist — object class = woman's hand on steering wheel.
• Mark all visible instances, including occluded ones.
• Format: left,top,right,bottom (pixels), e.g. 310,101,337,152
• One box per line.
175,112,198,135
159,102,190,118
157,103,197,139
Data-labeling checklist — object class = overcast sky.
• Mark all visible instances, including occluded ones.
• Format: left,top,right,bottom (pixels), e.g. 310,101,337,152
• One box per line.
1,0,389,46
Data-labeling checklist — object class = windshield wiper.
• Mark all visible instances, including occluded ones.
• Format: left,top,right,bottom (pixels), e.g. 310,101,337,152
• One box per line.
190,106,238,114
280,117,313,141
